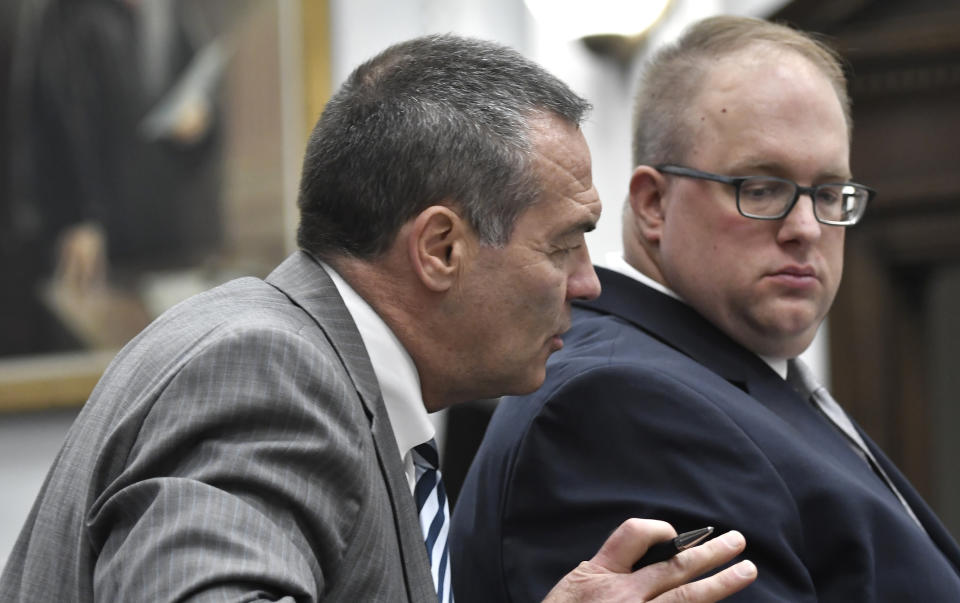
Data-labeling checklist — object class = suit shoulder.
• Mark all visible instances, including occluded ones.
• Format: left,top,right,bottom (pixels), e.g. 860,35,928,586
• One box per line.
81,277,363,479
545,314,713,394
109,276,341,374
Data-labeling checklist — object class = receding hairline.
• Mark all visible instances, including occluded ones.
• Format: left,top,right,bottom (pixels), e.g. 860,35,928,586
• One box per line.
631,17,852,167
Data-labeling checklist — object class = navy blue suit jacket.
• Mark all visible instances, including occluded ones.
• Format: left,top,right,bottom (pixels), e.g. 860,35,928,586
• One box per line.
450,267,960,602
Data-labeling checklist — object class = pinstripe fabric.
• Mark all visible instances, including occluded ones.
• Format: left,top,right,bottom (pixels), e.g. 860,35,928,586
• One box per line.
0,251,436,602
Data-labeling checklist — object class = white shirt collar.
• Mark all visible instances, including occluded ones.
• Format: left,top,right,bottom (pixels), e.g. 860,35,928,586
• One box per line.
319,262,435,479
760,356,788,379
603,252,681,301
602,252,788,378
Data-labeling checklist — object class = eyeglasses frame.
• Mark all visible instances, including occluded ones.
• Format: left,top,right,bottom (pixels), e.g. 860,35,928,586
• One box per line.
654,164,874,226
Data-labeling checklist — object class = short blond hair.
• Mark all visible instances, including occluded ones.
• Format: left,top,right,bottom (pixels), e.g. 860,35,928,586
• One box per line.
631,15,850,167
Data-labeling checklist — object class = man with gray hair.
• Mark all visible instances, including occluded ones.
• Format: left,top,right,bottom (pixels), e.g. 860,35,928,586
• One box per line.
0,34,755,602
452,16,960,602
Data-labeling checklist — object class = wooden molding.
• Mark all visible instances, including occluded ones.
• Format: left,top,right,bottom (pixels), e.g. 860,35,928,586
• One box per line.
300,0,332,137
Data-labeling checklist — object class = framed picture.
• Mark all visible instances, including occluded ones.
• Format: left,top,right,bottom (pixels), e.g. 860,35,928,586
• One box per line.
0,0,330,411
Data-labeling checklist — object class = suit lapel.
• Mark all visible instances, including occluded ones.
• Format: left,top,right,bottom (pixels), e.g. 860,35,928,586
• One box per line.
579,268,778,391
579,267,893,492
865,437,960,572
266,251,435,602
579,269,758,385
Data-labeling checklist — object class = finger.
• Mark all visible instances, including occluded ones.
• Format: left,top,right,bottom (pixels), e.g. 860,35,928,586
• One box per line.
637,530,748,596
590,518,678,573
651,560,757,603
85,244,108,288
73,229,107,290
62,244,95,290
59,244,83,290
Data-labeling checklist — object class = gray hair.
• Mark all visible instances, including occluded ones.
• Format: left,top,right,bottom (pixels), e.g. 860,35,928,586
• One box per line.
297,34,591,260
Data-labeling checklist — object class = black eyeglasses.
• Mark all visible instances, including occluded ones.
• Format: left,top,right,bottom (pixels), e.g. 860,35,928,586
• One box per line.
655,164,873,226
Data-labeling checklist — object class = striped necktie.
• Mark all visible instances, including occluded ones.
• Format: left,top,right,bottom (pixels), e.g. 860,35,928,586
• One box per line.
412,439,453,603
787,358,924,530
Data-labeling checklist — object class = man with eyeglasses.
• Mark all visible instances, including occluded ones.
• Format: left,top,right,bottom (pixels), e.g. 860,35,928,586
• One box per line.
450,15,960,602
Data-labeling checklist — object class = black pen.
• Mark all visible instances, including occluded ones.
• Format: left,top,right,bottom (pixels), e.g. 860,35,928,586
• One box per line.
632,526,715,570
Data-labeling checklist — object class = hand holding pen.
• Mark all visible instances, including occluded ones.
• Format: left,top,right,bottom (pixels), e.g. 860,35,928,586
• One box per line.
543,519,756,602
633,526,716,570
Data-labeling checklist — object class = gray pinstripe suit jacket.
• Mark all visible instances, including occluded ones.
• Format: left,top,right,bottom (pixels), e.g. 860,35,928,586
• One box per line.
0,251,437,602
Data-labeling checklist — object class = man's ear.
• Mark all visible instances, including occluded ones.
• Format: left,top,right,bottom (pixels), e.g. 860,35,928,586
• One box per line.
407,205,468,292
628,166,669,245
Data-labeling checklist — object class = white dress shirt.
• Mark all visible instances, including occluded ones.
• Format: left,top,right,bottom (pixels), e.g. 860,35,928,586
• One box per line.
321,262,435,494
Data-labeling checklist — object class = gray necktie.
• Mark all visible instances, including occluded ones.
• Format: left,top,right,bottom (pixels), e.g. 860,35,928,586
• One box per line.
787,358,924,530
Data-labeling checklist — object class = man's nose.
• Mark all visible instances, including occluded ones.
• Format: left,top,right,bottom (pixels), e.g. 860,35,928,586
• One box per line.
568,249,601,301
778,194,822,242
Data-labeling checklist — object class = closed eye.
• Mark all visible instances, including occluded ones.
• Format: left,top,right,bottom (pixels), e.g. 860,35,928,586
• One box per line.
552,243,583,255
